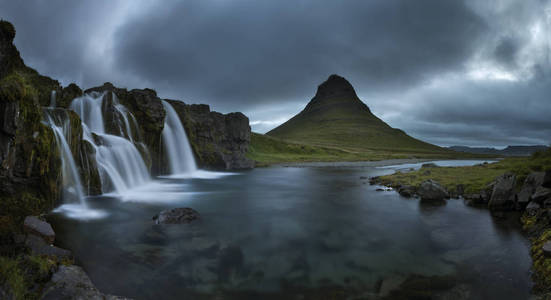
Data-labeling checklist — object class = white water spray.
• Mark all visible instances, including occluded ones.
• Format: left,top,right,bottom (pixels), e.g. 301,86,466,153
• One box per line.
161,100,197,175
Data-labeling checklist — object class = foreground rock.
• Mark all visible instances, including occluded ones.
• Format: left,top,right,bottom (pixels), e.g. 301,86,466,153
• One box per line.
153,208,200,224
41,265,128,300
488,173,516,211
25,234,72,261
24,216,55,243
417,180,449,202
543,241,551,258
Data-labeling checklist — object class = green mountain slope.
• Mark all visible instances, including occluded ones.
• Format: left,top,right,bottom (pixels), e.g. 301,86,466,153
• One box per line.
267,74,449,154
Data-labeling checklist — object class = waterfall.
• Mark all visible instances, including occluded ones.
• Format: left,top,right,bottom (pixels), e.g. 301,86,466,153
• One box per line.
42,109,86,206
49,90,56,107
71,92,150,195
161,100,197,175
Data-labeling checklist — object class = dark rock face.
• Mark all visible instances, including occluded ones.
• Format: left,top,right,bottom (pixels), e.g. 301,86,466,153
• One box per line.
526,202,541,217
517,172,545,208
41,265,128,300
543,170,551,188
153,207,200,224
0,21,63,218
167,100,254,170
23,216,55,243
488,173,516,211
417,180,449,202
532,186,551,206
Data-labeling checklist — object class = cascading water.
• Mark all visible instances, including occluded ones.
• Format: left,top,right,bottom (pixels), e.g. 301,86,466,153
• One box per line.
43,109,85,206
161,100,197,175
71,93,150,195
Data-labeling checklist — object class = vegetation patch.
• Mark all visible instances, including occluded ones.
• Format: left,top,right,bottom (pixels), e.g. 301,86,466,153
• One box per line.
376,149,551,194
247,132,491,166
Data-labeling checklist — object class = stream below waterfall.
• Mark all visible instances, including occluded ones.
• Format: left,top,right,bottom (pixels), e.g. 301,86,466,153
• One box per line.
48,160,533,300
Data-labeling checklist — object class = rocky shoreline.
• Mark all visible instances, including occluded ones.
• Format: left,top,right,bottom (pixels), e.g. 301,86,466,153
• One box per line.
370,163,551,298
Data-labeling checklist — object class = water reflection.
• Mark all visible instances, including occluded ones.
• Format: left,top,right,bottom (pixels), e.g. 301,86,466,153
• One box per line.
49,161,531,299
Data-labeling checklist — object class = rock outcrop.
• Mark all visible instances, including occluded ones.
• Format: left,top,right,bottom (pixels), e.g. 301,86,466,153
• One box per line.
167,100,254,170
517,172,545,209
153,207,200,224
417,180,449,202
23,216,55,244
488,173,516,211
0,20,65,218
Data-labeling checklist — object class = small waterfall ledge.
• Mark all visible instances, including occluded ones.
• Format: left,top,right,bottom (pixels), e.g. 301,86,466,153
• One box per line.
42,91,204,219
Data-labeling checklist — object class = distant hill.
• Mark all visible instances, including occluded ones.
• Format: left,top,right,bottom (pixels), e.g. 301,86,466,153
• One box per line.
267,74,449,154
448,145,549,157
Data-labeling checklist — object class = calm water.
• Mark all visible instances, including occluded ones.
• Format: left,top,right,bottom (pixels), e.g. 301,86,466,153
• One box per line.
49,160,532,299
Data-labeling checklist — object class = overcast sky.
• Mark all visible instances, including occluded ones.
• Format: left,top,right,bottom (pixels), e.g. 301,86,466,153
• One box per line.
2,0,550,147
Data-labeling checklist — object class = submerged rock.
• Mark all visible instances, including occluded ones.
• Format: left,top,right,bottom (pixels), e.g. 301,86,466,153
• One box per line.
23,216,55,244
153,207,200,224
398,186,416,198
417,180,449,202
488,173,516,211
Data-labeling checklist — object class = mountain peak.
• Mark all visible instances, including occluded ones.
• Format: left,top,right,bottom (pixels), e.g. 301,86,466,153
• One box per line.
313,74,358,100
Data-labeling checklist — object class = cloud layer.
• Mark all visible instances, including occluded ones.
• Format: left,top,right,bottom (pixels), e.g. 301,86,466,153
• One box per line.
1,0,550,147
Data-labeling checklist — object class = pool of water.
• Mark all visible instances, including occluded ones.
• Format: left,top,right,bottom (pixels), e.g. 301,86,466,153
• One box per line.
49,160,532,299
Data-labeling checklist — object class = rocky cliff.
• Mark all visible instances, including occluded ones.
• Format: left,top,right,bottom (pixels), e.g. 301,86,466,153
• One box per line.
167,100,254,170
0,20,253,219
0,21,64,218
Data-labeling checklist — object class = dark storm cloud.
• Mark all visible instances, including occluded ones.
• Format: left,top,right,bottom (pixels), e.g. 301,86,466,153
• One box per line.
1,0,550,147
111,0,486,111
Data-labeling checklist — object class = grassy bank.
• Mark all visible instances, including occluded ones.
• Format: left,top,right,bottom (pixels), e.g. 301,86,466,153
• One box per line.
375,149,551,194
247,132,493,166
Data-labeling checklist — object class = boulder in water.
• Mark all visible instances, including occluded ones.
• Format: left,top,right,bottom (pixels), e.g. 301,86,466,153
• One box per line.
417,180,449,202
153,207,200,224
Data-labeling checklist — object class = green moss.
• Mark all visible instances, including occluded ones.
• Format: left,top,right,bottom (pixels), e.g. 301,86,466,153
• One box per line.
531,230,551,294
0,254,57,300
377,150,551,194
0,256,26,299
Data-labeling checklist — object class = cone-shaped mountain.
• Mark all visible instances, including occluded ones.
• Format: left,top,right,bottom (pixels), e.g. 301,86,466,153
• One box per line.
267,75,446,153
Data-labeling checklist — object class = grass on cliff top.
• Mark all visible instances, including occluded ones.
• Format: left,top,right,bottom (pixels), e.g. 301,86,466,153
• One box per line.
376,149,551,194
247,132,492,166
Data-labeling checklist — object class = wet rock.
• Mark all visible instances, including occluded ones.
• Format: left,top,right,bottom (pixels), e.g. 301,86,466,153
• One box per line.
417,180,449,202
532,186,551,205
516,172,545,208
153,207,200,224
24,216,55,244
25,234,72,261
488,173,516,211
41,265,128,300
526,202,541,217
398,186,416,198
376,188,385,192
543,241,551,258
